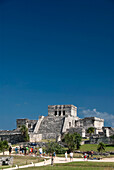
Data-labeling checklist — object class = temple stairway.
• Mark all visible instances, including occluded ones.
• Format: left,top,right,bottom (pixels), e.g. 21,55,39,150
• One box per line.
37,116,64,139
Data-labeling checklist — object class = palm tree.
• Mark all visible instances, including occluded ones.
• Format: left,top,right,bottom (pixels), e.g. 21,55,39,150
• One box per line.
87,127,95,137
0,140,9,155
97,142,106,155
20,125,29,142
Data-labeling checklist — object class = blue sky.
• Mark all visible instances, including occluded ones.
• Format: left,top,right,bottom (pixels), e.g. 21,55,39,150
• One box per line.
0,0,114,129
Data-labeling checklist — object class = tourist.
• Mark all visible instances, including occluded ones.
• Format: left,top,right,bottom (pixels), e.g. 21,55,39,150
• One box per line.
70,151,73,161
65,151,67,161
91,150,93,159
84,153,87,161
51,155,54,166
24,146,27,155
35,148,37,156
87,153,89,159
26,146,28,154
9,145,12,155
53,152,56,158
15,147,18,154
22,146,24,154
43,151,45,156
20,146,22,154
39,147,42,157
30,147,33,155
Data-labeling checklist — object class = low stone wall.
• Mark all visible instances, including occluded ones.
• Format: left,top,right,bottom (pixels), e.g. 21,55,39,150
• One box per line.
29,133,42,142
0,132,24,144
42,133,57,139
90,137,114,144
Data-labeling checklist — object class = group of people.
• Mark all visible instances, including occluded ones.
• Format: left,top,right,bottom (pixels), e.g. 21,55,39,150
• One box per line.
64,150,94,161
65,151,73,161
83,150,94,161
14,146,44,156
9,145,94,163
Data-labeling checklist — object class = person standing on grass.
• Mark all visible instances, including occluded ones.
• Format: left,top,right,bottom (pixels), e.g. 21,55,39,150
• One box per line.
65,151,67,161
91,150,93,159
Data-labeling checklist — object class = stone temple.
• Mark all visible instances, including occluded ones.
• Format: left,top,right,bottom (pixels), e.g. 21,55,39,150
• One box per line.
0,104,114,144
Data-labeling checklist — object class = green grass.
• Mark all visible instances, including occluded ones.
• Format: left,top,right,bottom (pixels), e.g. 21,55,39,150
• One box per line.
17,162,114,170
80,144,114,152
40,139,56,143
0,155,46,169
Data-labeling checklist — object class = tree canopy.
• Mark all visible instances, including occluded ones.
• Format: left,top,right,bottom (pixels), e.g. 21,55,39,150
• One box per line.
97,142,106,154
46,142,65,154
0,140,9,155
20,125,29,142
87,127,95,136
63,132,82,151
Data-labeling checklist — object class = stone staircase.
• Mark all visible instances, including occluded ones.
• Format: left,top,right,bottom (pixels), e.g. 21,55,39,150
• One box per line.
37,116,64,138
34,116,44,133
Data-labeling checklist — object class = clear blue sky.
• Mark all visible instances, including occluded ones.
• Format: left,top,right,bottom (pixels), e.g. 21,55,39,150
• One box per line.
0,0,114,129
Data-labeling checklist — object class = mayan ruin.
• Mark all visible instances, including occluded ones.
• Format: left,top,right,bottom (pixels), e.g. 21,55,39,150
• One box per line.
0,105,114,144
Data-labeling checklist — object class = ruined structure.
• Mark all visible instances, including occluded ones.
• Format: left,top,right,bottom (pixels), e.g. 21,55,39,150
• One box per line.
0,104,114,144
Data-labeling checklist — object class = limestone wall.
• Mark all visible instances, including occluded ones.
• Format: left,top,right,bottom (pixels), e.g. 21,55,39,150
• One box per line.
29,133,42,142
62,116,79,133
90,137,114,144
75,117,104,131
16,119,37,131
48,105,77,117
0,131,24,144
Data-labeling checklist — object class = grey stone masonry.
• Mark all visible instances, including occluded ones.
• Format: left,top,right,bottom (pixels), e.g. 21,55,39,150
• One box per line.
38,116,65,139
48,105,77,117
1,104,113,143
16,119,37,131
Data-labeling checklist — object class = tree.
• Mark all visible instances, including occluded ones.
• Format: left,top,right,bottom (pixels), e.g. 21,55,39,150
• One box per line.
63,132,82,151
87,127,95,137
97,142,106,155
46,142,65,154
20,125,29,142
0,140,9,155
110,135,114,139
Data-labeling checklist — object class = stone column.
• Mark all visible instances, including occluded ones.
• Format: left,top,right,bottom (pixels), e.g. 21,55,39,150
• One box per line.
82,129,85,137
105,128,109,137
95,128,99,134
61,111,63,116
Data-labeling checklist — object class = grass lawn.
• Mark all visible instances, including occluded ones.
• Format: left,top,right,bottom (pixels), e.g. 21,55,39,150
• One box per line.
0,155,45,169
80,144,114,152
18,162,114,170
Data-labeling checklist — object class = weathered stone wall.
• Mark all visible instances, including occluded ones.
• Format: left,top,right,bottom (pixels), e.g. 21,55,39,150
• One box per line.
90,137,114,144
62,116,79,133
29,133,42,142
0,131,24,144
16,119,37,131
48,105,77,117
67,127,84,136
16,119,28,128
75,117,104,131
